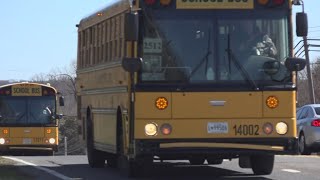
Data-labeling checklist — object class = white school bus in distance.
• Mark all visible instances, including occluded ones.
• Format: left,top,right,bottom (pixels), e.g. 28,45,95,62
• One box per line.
76,0,307,177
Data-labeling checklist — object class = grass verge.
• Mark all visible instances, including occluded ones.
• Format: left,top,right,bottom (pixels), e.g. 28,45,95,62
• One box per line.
0,157,34,180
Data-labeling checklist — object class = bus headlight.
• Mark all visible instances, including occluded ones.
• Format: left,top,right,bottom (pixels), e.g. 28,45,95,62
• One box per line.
145,123,158,136
276,122,288,135
0,138,5,145
49,138,56,144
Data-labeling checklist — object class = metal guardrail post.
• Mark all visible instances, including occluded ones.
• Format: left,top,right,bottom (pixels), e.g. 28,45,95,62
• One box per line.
64,136,68,156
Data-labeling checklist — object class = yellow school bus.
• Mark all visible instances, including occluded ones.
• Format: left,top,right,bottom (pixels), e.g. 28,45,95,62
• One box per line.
76,0,307,176
0,82,64,154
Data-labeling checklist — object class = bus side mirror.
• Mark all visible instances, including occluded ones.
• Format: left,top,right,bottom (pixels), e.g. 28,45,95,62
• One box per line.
285,57,306,72
59,96,65,106
296,12,308,37
122,57,142,73
125,13,139,41
56,114,63,120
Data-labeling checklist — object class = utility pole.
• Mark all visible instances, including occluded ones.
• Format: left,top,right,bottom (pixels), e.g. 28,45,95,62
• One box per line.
303,37,316,104
295,0,316,104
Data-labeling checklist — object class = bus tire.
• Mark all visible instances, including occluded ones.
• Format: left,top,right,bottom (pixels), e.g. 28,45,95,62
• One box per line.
106,156,117,168
107,108,124,168
299,133,311,155
250,154,274,175
119,156,152,178
87,110,105,168
207,158,223,165
189,157,205,165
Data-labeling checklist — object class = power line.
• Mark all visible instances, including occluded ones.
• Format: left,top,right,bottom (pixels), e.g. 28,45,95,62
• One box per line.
309,30,320,33
309,26,320,29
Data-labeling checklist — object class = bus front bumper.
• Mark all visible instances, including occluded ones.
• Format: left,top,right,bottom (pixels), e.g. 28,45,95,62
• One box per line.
135,138,298,157
0,145,58,152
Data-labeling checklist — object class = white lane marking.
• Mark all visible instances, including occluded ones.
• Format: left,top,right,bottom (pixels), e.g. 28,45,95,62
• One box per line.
281,169,301,173
3,156,71,180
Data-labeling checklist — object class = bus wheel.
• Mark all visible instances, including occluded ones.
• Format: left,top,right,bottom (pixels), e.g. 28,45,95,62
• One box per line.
106,156,117,168
207,158,223,165
189,157,205,165
118,156,139,177
299,133,311,155
250,154,274,175
87,113,105,168
118,156,153,177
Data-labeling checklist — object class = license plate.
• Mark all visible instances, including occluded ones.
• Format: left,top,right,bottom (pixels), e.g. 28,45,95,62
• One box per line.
23,138,32,144
207,122,228,134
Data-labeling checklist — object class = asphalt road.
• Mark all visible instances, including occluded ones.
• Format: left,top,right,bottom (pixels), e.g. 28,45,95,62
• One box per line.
1,155,319,180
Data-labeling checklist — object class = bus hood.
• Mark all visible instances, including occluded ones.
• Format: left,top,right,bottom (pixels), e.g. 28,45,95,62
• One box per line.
171,92,263,119
135,92,295,119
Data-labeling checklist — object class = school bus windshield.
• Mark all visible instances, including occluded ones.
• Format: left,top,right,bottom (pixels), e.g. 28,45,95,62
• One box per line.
139,10,291,89
0,96,56,126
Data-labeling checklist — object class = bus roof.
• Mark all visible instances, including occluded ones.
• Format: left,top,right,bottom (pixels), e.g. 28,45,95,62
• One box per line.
78,0,131,31
0,82,57,92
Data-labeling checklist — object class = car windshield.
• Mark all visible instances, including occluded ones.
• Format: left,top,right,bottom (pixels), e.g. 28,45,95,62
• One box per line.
138,9,291,90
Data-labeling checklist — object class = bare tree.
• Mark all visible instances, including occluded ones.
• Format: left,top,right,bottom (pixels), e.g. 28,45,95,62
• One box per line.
28,60,84,155
297,57,320,107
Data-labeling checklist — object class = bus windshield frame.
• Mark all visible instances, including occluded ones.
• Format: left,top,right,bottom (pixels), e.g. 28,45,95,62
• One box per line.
137,8,292,91
0,96,57,127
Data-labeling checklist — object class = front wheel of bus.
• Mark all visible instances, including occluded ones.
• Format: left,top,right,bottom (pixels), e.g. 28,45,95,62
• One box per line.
207,158,223,165
189,157,205,165
250,154,274,175
87,112,105,168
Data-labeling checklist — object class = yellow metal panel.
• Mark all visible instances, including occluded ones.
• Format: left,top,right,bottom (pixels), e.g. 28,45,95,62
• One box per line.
0,127,57,146
172,92,263,119
6,138,48,145
9,127,44,138
44,127,57,138
93,114,116,146
135,118,296,139
263,91,296,118
135,93,172,119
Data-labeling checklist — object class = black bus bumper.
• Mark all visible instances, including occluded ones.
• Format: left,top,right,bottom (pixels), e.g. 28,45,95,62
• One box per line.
135,137,298,158
0,145,58,152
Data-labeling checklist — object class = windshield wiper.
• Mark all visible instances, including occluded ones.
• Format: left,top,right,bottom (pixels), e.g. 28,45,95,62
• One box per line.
226,34,259,90
187,28,211,81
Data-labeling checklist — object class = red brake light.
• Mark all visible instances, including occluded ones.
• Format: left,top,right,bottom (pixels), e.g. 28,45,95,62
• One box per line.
144,0,156,5
311,119,320,127
272,0,284,5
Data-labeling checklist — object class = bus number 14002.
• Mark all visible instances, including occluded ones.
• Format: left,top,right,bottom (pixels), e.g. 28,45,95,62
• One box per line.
233,125,259,136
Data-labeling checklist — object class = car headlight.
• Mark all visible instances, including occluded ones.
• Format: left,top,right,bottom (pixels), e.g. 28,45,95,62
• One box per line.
145,123,158,136
276,122,288,135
